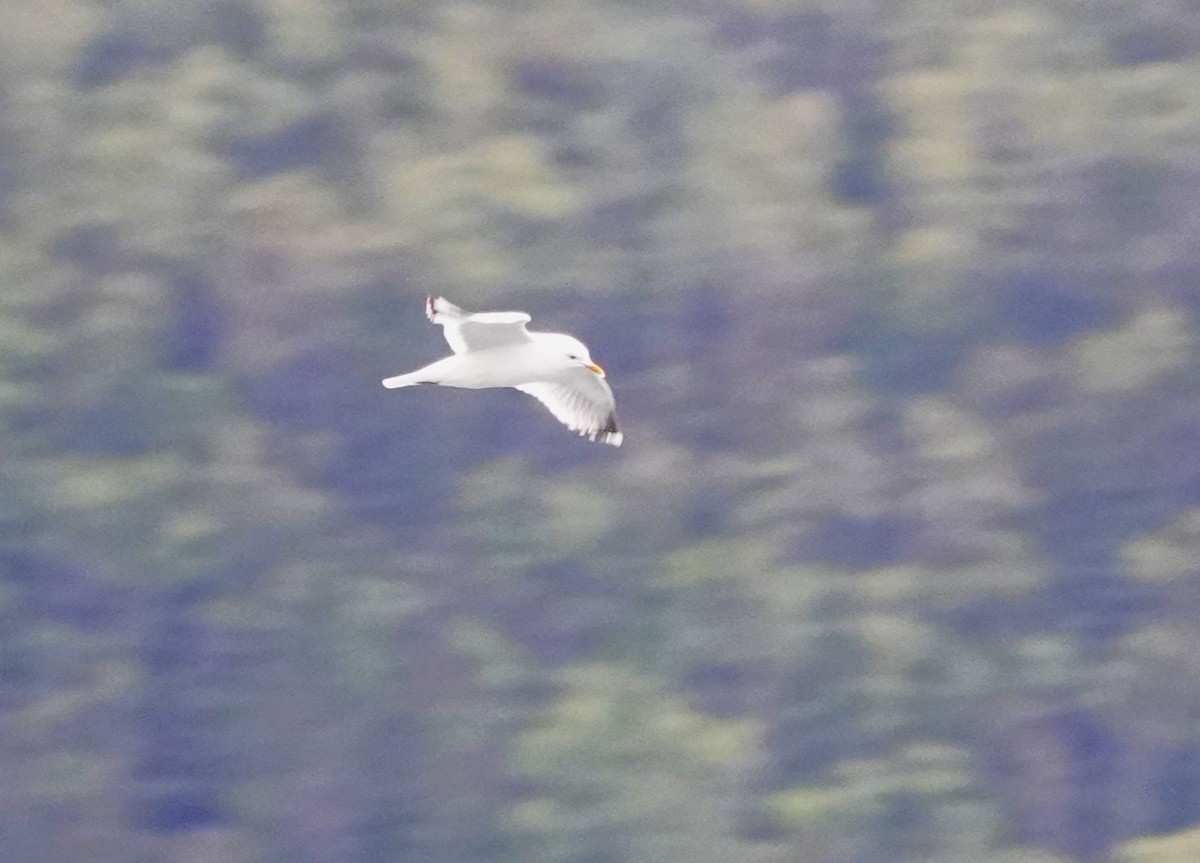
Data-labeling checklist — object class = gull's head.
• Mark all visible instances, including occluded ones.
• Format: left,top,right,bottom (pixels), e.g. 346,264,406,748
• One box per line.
539,333,605,377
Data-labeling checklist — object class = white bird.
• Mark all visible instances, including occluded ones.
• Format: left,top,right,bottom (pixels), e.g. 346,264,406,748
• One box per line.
382,296,623,446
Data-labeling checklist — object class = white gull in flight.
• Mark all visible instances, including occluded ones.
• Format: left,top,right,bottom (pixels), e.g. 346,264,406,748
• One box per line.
382,296,622,446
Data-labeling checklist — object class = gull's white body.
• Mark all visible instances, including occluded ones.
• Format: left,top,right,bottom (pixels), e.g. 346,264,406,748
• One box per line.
382,296,622,446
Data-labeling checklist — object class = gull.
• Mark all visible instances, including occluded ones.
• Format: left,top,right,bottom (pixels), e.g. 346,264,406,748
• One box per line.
382,296,622,446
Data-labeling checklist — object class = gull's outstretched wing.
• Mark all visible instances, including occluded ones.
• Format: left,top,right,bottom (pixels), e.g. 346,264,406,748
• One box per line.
516,370,622,446
427,295,532,354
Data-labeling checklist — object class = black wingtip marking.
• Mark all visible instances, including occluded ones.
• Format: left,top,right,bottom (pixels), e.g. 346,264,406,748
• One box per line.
586,414,623,446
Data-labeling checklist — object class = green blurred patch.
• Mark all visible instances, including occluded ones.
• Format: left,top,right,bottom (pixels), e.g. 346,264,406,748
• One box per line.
1116,826,1200,863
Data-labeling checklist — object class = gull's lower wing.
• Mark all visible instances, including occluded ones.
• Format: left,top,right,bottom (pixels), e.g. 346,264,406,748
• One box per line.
516,371,622,446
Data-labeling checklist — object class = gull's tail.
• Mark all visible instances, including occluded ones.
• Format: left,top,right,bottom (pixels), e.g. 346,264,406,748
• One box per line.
382,355,462,389
382,372,423,388
426,295,465,323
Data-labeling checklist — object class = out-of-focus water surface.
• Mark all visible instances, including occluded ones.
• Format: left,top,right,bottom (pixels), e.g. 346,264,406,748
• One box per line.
2,2,1200,861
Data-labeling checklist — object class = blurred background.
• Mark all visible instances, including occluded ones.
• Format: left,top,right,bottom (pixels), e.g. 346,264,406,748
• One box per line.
2,1,1200,861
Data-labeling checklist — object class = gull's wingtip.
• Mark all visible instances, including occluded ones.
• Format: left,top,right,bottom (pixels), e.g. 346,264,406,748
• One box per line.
587,429,623,446
592,413,622,446
427,295,463,323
